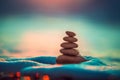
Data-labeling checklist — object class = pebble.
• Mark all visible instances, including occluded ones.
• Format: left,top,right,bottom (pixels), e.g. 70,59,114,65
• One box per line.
63,37,78,42
61,42,78,48
66,31,76,37
56,55,86,64
60,49,79,56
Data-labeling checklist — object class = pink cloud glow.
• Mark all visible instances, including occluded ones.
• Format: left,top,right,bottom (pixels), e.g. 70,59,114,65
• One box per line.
16,31,63,57
26,0,93,14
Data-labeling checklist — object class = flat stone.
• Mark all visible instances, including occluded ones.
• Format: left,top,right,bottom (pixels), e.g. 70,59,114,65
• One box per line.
66,31,76,37
56,55,86,64
61,42,78,49
63,37,78,42
60,49,79,56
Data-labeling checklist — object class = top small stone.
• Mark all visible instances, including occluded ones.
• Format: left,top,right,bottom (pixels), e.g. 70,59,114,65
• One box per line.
66,31,76,37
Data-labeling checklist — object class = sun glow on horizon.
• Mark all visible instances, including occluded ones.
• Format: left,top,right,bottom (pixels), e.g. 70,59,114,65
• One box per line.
15,30,63,57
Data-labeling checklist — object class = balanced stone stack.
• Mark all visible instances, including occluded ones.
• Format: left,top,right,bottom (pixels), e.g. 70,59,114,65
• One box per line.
56,31,86,64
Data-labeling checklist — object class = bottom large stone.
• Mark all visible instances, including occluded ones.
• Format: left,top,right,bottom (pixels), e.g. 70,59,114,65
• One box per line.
56,55,86,64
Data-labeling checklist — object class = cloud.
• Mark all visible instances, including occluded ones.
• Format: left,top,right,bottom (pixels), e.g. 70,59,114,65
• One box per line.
0,48,3,54
0,44,22,57
0,0,119,24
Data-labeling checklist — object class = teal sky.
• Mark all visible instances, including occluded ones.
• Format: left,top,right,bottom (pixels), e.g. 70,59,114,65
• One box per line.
0,15,120,58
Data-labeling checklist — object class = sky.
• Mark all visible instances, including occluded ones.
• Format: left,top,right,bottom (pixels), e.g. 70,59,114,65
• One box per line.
0,0,120,58
0,0,120,24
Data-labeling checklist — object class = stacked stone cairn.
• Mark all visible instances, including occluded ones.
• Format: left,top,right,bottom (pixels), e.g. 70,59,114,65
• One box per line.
56,31,86,64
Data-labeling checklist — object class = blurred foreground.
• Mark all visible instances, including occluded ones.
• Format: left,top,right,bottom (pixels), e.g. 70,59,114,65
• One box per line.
0,56,120,80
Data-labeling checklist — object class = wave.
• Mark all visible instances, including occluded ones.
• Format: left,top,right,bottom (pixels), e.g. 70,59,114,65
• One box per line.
0,56,120,80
